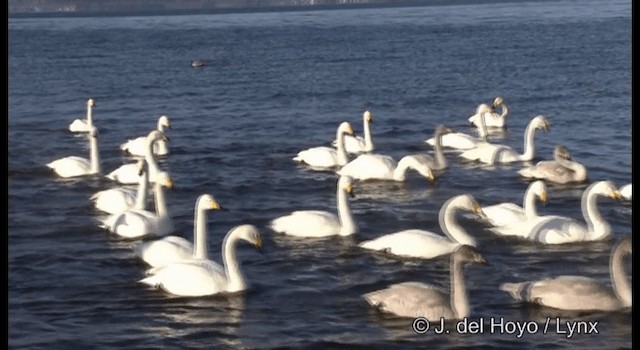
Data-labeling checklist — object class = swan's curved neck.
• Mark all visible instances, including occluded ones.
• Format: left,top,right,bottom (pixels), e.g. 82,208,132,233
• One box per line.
145,139,160,174
439,200,477,246
153,181,168,217
610,244,631,307
89,134,101,174
498,103,509,119
222,233,247,292
157,120,165,132
193,206,209,260
522,186,539,218
392,158,411,181
581,188,611,240
434,132,447,169
450,257,470,319
557,158,587,181
363,118,373,150
336,129,349,166
520,122,539,161
134,168,148,210
337,186,356,236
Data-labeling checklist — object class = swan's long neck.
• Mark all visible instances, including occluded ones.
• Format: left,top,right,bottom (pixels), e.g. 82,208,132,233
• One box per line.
86,104,93,127
89,134,101,174
337,186,356,236
581,187,610,241
557,158,587,181
363,118,373,150
134,168,149,210
145,139,160,175
336,130,349,166
153,181,168,218
439,199,477,246
499,103,509,119
478,112,489,142
520,122,538,161
450,257,470,319
193,206,209,260
434,132,447,170
392,158,410,181
222,233,247,292
610,244,631,307
522,186,539,218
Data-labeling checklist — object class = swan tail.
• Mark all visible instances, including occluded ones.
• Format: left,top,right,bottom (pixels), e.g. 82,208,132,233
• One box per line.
500,282,532,302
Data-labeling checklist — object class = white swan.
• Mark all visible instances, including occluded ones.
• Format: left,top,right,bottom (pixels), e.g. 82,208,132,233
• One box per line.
488,180,623,244
459,115,550,164
120,115,172,156
269,175,357,237
91,159,148,214
426,110,491,151
358,194,485,259
518,145,587,184
337,154,435,182
619,183,632,201
68,98,96,133
480,180,547,227
46,126,101,178
139,224,263,297
99,171,175,239
293,122,354,169
363,245,487,319
107,130,168,184
501,236,631,311
468,97,508,128
133,194,224,268
331,111,374,154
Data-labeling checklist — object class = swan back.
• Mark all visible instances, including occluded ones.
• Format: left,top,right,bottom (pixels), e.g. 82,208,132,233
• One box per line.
439,194,483,246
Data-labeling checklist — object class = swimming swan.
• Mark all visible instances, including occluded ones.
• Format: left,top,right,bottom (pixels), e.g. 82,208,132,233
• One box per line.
363,245,487,319
480,180,547,227
488,180,622,244
619,183,631,201
120,115,172,156
293,122,355,169
331,111,374,154
47,126,101,178
133,194,224,268
426,110,491,150
100,171,174,239
459,115,550,164
139,224,263,297
269,175,357,237
468,97,508,128
91,159,148,214
337,154,435,182
358,194,485,259
500,236,631,311
518,145,587,184
68,98,96,133
107,130,168,184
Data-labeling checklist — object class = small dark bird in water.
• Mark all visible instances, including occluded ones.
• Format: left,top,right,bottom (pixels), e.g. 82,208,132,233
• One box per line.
191,60,206,68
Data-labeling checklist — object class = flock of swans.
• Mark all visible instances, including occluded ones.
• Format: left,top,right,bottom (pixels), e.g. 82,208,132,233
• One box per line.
47,97,631,323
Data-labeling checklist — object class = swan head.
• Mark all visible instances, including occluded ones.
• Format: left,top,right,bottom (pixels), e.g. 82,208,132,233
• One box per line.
197,193,223,211
156,172,174,189
492,97,504,107
338,121,355,137
530,115,551,132
591,181,623,200
232,224,264,254
159,115,172,130
452,245,487,265
87,98,95,107
147,130,170,144
452,194,486,219
530,180,548,205
363,110,373,123
338,175,355,197
553,144,572,161
398,156,435,183
434,125,454,137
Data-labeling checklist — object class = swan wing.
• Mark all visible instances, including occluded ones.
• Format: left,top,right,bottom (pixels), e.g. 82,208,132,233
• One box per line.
469,112,504,128
120,136,168,156
460,144,519,164
69,119,90,132
47,156,91,178
426,132,480,150
140,259,228,297
101,209,158,238
490,215,588,244
91,188,137,214
269,210,341,237
292,146,338,168
518,161,575,184
134,235,194,268
363,281,452,319
501,276,621,311
106,163,142,184
337,154,396,180
358,229,459,259
481,203,525,227
332,135,367,154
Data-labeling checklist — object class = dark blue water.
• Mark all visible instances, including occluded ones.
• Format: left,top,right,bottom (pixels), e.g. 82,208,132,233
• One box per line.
9,0,631,348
